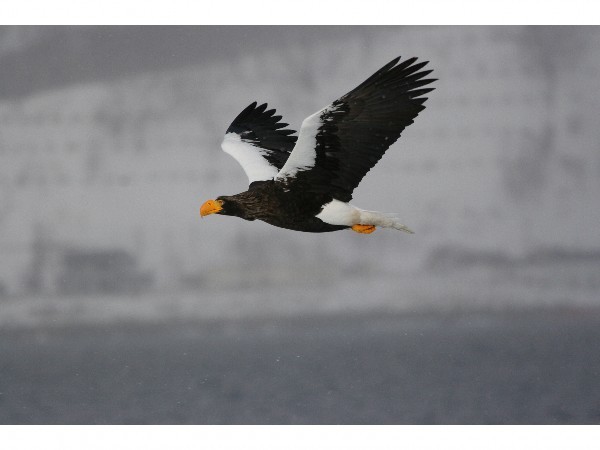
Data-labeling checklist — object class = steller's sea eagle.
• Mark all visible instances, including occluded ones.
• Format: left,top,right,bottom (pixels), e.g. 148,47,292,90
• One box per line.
200,56,436,234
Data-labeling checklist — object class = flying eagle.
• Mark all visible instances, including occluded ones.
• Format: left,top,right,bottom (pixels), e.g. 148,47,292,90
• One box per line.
200,56,435,234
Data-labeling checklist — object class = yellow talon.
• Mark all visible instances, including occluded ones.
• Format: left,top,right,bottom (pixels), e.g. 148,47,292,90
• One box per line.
351,224,376,234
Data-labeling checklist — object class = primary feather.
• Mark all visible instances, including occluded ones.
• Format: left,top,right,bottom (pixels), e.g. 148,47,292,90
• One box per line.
278,56,436,202
221,102,297,184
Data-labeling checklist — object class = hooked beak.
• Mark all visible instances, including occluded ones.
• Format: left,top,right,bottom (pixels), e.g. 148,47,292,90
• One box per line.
200,199,223,217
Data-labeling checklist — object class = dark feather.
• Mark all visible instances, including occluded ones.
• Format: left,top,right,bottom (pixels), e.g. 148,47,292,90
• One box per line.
291,56,436,202
226,101,298,170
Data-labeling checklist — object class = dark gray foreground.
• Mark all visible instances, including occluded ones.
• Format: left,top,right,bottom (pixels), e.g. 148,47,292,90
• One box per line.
1,308,600,424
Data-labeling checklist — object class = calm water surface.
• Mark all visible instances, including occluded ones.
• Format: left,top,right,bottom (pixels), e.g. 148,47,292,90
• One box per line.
1,308,600,424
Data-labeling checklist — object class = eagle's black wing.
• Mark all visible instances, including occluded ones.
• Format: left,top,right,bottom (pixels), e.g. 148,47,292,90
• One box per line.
277,56,436,202
221,102,297,186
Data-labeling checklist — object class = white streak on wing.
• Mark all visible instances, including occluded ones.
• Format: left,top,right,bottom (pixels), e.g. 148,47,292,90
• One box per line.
277,105,330,179
316,199,360,226
221,132,279,184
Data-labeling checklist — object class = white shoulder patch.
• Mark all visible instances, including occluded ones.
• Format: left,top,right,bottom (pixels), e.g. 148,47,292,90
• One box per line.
221,132,279,184
276,104,332,179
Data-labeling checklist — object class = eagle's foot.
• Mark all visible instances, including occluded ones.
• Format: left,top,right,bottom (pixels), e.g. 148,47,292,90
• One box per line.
351,224,376,234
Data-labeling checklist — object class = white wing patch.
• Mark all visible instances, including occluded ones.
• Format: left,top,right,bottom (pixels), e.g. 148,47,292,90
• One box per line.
221,132,279,184
276,104,332,179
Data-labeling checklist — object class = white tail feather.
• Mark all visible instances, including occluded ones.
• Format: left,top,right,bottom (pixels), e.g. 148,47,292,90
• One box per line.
315,200,414,234
358,210,415,234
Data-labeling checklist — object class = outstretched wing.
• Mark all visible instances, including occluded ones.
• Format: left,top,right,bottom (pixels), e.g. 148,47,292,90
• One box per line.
221,102,297,186
277,56,436,202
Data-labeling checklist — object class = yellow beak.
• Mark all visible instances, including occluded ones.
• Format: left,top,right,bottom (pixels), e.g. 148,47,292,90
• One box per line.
200,199,223,217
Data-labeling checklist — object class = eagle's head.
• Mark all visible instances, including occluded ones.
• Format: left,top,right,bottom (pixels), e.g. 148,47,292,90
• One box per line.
200,196,246,218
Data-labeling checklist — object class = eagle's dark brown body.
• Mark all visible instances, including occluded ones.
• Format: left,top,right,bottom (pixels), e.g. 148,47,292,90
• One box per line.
201,56,435,234
217,181,348,233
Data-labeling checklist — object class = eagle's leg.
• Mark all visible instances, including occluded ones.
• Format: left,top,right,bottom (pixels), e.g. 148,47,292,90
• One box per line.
351,224,376,234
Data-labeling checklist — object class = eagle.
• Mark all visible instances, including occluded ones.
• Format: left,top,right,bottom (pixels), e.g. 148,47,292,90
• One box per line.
200,56,435,234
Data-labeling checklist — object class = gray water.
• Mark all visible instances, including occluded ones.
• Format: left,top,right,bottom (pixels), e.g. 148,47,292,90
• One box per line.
2,308,599,424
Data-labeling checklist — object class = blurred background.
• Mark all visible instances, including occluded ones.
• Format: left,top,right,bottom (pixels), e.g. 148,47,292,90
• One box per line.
0,26,599,424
